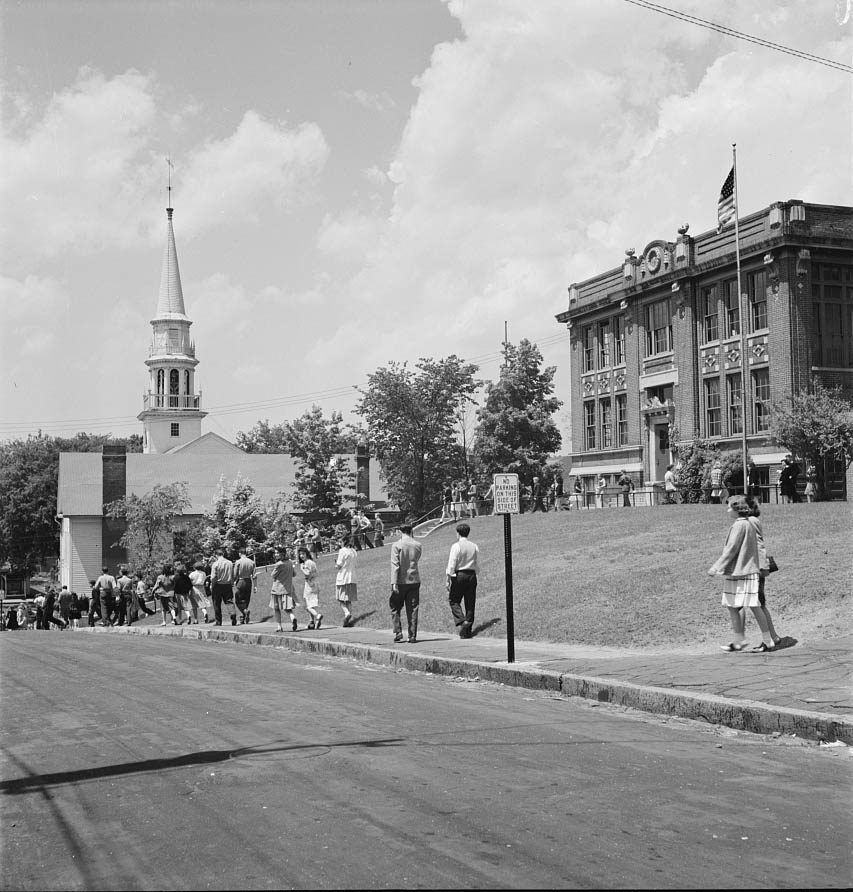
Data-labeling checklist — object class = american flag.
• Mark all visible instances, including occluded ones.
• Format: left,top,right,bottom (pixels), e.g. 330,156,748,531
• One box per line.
717,167,736,233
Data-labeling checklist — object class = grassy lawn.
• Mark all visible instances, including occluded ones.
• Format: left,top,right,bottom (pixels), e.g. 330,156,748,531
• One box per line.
253,502,852,651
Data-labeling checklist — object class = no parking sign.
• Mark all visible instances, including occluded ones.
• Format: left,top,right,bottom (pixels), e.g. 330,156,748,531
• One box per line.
493,473,519,662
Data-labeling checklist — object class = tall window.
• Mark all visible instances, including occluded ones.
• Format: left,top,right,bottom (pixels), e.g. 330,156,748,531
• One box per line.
184,370,191,396
170,423,180,437
747,270,767,331
724,279,740,337
584,401,596,450
583,326,595,372
812,264,851,367
597,320,611,369
614,315,625,365
752,368,770,432
645,299,672,356
169,369,179,408
615,394,628,446
705,378,721,437
599,398,612,448
701,286,718,343
156,369,165,394
727,374,743,435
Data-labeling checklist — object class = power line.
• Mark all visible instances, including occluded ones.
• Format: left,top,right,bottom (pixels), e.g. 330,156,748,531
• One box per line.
623,0,853,74
0,331,571,436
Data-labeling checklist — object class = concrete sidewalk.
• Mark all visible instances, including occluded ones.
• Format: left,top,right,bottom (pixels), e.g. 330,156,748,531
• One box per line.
96,621,852,745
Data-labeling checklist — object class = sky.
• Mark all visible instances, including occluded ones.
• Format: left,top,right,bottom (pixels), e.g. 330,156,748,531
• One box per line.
1,0,851,452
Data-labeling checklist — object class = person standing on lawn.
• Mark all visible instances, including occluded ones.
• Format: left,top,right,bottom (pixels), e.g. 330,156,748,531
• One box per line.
390,522,422,643
707,495,770,652
617,470,634,507
531,477,546,512
335,534,358,627
446,522,480,639
595,474,607,509
664,465,679,504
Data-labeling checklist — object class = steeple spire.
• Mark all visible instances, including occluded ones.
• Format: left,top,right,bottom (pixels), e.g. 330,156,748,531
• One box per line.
139,186,205,454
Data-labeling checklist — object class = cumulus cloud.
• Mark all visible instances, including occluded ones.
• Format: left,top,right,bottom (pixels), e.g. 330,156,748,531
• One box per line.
341,89,396,112
173,111,330,238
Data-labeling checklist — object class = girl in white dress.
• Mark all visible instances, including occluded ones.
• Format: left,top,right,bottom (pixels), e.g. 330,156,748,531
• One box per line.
296,546,322,629
334,535,358,627
189,562,210,623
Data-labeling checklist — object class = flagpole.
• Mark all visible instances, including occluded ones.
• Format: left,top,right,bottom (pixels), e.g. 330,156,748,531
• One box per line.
732,144,749,493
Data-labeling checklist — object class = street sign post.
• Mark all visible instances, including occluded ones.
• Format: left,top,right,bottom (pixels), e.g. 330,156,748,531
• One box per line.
493,473,519,662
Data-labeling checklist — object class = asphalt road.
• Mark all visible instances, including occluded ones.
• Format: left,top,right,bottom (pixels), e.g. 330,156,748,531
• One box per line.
1,633,850,891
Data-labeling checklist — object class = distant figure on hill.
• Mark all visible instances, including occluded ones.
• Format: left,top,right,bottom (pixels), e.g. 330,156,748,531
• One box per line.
531,477,546,512
779,455,800,504
553,474,565,511
664,465,679,504
617,471,634,507
573,477,583,510
441,483,454,520
804,464,817,503
595,475,607,509
709,460,724,504
446,522,479,639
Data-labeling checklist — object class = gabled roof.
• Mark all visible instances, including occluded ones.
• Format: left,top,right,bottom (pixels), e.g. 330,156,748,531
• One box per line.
166,432,245,455
154,208,188,321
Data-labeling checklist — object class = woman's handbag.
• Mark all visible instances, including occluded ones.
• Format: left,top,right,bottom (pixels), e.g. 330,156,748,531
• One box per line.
767,556,779,573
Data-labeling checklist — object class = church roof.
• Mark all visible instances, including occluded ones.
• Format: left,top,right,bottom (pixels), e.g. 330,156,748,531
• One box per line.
154,208,188,321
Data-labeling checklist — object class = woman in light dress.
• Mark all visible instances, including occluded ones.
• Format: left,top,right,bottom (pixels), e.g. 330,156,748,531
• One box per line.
188,561,211,623
334,534,358,627
270,549,298,632
296,546,323,629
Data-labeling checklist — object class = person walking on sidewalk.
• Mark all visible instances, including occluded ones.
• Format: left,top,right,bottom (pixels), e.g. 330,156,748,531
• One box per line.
210,547,238,627
745,497,795,652
233,548,256,624
270,548,298,632
296,546,323,629
390,522,422,643
335,534,358,627
707,495,765,652
446,522,480,639
153,564,180,626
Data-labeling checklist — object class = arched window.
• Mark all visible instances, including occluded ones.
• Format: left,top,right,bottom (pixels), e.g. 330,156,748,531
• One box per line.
156,369,165,407
169,369,179,407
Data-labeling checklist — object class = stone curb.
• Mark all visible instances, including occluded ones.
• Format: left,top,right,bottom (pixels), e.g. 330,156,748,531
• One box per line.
93,625,852,744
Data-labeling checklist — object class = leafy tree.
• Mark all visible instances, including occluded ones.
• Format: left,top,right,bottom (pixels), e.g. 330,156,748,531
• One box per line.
281,406,357,515
197,473,269,556
356,357,479,516
771,382,853,500
105,483,190,577
234,420,289,453
671,432,717,503
472,339,562,486
0,432,141,572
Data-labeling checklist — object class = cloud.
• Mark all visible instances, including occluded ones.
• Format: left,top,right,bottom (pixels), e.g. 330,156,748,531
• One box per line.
173,110,330,239
341,89,396,113
0,68,156,267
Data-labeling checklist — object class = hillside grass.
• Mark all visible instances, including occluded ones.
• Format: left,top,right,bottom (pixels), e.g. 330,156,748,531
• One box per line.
256,502,851,651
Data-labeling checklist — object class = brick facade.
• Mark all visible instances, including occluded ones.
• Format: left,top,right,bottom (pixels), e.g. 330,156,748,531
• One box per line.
556,201,853,496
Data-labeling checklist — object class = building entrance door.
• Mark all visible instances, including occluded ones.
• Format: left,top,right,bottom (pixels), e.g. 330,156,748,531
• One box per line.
651,421,670,483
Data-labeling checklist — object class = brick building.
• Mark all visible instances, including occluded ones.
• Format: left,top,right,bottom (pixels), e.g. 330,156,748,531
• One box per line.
555,200,853,501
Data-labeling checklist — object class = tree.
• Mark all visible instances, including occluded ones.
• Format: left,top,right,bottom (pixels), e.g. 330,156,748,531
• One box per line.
197,474,269,557
234,420,289,453
281,406,357,515
0,432,142,572
671,431,717,503
105,483,191,577
472,339,562,486
356,357,479,516
772,381,853,499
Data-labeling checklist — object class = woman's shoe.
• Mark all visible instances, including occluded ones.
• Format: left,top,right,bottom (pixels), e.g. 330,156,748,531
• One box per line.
292,618,298,631
752,642,776,652
275,626,284,633
307,622,315,630
316,614,322,630
720,642,747,652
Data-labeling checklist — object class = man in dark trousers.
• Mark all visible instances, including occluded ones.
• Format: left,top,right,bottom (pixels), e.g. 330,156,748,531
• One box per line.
445,522,480,639
390,522,422,644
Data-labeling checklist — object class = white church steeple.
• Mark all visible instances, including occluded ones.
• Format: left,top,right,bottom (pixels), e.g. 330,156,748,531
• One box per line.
138,205,206,453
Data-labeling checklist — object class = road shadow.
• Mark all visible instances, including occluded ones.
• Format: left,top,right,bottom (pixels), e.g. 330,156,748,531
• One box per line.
1,736,405,796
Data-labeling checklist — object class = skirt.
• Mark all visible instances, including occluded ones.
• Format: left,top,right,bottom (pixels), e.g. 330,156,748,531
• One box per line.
336,583,357,603
303,584,319,609
270,592,297,611
721,574,760,608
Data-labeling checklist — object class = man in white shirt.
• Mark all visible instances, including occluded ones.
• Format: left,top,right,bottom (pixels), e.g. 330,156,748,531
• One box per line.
95,566,118,627
445,522,480,639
